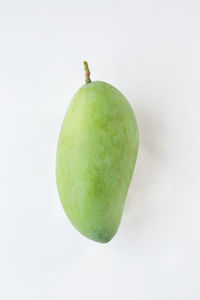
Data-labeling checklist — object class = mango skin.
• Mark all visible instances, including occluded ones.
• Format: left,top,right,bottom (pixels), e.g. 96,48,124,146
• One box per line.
56,81,139,243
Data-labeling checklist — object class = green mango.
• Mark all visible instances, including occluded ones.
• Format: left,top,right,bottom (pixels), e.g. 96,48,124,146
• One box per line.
56,62,139,243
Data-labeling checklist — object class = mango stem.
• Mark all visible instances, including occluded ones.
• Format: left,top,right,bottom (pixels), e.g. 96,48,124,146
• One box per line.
83,61,91,84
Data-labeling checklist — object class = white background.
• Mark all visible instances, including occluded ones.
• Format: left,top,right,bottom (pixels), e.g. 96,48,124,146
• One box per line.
1,0,200,299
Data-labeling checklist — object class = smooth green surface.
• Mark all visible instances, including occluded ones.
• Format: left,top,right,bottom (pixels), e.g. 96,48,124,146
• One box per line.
56,81,139,243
